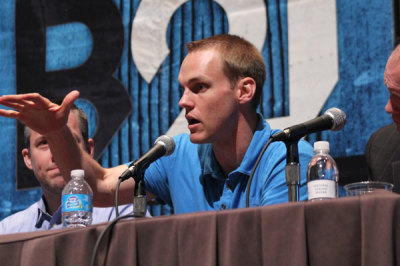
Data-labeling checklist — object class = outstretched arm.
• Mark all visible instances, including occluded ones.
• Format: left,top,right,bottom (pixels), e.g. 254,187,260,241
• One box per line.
0,91,135,206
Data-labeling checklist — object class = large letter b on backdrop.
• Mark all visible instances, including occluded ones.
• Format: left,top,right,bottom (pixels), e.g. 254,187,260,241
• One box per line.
15,0,131,188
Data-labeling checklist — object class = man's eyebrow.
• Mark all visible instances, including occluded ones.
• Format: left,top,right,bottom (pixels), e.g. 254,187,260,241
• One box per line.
187,76,211,86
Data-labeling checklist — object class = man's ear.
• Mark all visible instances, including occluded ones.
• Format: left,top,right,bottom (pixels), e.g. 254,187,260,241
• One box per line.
237,77,256,104
87,138,95,157
22,148,33,170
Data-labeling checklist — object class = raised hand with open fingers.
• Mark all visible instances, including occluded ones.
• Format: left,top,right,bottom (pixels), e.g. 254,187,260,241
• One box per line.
0,90,80,136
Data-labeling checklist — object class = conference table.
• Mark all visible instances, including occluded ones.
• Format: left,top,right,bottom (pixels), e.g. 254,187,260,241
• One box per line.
1,192,399,266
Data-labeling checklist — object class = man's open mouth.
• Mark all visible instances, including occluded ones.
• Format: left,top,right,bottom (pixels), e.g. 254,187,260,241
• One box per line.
188,118,200,125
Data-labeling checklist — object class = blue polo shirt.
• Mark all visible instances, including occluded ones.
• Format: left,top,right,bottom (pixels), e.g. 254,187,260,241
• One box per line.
144,118,314,214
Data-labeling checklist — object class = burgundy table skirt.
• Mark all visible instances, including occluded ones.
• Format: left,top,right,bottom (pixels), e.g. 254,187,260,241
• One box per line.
1,192,399,266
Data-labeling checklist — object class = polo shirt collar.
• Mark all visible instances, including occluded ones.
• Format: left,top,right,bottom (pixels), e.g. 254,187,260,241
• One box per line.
198,143,226,181
198,114,272,181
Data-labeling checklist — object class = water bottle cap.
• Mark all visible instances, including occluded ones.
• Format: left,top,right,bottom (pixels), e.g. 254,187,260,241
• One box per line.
314,141,330,153
71,169,85,177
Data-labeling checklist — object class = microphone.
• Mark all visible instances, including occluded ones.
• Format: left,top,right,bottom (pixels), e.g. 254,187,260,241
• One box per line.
271,107,346,142
119,135,175,181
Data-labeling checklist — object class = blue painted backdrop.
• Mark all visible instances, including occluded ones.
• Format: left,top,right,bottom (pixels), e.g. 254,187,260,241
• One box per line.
0,0,394,219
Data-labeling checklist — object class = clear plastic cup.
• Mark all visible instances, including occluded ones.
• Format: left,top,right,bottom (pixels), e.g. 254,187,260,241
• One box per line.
344,181,394,196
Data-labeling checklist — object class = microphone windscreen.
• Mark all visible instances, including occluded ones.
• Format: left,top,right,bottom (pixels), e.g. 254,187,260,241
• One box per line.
325,108,346,131
154,135,175,156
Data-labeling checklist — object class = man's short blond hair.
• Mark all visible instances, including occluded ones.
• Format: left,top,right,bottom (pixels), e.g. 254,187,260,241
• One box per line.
186,34,266,109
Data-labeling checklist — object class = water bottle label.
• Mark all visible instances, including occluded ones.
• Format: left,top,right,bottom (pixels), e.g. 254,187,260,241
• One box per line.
307,179,336,200
62,194,93,212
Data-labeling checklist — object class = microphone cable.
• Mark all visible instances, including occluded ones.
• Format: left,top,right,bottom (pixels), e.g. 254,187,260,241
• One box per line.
91,176,136,266
245,136,274,208
114,178,123,217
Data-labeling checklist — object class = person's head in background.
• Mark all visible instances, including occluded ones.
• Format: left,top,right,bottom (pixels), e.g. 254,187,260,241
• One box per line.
21,105,94,214
384,45,400,131
178,34,266,144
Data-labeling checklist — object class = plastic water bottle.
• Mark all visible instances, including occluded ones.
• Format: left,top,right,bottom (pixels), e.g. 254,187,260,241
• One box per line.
307,141,339,201
62,169,93,228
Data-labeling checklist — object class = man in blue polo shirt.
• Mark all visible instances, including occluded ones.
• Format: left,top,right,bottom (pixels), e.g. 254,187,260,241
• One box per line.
0,105,137,234
0,34,313,214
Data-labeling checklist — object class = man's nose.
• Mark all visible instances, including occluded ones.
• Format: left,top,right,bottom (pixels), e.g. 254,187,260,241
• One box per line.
178,90,191,108
385,99,393,114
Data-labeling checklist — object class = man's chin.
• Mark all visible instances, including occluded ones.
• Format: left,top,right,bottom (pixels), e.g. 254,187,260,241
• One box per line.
47,175,66,186
41,181,66,195
189,133,208,144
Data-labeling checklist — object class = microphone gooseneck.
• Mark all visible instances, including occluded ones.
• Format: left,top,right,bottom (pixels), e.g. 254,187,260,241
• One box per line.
271,107,347,142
